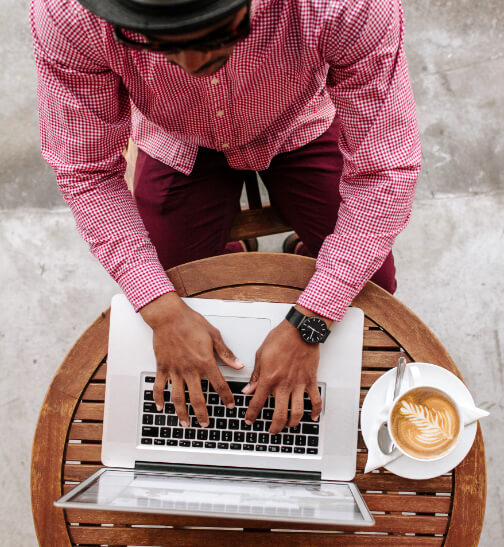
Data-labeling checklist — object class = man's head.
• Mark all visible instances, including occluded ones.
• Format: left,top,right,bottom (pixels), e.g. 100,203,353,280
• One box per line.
78,0,249,77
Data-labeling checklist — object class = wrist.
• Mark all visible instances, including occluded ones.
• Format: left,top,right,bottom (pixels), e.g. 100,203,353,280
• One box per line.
294,304,333,328
139,291,185,328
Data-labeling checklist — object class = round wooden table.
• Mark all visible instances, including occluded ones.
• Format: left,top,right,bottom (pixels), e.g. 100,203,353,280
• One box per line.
31,253,486,546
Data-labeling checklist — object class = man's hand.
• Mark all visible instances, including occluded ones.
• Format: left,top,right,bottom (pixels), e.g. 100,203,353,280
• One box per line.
243,306,331,435
140,292,244,427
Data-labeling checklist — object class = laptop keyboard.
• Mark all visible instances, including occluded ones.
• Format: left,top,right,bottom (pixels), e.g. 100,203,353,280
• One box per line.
139,376,321,455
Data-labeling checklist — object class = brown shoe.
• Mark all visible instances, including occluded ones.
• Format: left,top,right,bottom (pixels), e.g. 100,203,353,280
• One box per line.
238,238,259,252
282,233,303,254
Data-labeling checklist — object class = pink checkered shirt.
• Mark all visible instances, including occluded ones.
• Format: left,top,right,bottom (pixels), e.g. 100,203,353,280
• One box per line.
31,0,421,321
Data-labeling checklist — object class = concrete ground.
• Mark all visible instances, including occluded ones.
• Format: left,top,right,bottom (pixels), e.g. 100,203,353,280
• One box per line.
1,0,502,545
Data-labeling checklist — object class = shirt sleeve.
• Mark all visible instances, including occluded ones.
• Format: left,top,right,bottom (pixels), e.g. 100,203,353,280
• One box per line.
297,0,421,321
30,0,175,311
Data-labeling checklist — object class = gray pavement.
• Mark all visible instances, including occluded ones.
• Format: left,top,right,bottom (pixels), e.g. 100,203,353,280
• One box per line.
1,0,503,545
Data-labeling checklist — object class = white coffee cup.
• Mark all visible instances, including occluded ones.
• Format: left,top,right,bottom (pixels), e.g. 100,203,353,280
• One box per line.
387,384,464,462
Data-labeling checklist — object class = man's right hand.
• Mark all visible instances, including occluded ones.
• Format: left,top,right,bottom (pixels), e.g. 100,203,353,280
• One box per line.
140,292,244,427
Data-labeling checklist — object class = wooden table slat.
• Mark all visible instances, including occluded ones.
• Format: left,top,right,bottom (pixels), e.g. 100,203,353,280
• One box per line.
68,422,103,441
74,402,104,421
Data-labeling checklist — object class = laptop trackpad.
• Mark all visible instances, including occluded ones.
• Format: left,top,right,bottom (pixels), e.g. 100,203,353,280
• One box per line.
204,315,271,370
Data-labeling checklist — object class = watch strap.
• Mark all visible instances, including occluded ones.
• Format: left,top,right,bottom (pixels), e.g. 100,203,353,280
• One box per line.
285,306,306,329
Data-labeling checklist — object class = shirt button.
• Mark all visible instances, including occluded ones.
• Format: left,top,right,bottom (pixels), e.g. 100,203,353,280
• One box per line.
216,110,225,118
211,77,219,85
222,143,230,149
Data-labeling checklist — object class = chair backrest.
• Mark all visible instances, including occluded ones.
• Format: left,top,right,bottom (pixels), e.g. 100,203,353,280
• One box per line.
123,139,292,241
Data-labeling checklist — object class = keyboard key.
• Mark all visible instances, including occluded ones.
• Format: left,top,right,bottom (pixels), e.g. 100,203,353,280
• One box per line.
160,427,171,438
222,431,232,442
144,390,154,401
238,408,247,418
245,395,253,405
184,391,191,403
167,415,179,426
295,435,307,446
154,439,165,445
255,445,267,451
253,421,264,431
302,423,319,435
206,406,213,417
142,414,154,425
185,429,196,439
165,403,175,414
142,426,159,437
205,442,216,449
234,432,245,442
294,447,306,454
216,419,227,429
180,440,190,447
192,441,203,448
164,391,171,402
304,399,312,411
268,446,280,453
241,420,252,430
262,409,274,420
218,442,229,449
243,444,254,451
167,440,178,446
197,429,208,440
246,432,257,443
230,443,241,450
234,395,244,406
209,430,220,441
283,434,294,445
307,448,318,455
308,436,319,447
201,379,208,391
226,407,237,417
208,418,215,429
143,402,157,413
228,419,240,430
208,394,220,405
191,417,200,428
145,376,155,383
281,446,293,453
270,434,281,445
154,415,166,426
172,428,183,439
289,424,301,433
141,438,153,445
258,433,269,444
213,406,224,417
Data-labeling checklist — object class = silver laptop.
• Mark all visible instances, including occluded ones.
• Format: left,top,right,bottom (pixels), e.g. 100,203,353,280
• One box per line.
55,295,374,526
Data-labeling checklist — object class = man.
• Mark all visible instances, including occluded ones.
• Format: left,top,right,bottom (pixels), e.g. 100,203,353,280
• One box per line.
31,0,421,436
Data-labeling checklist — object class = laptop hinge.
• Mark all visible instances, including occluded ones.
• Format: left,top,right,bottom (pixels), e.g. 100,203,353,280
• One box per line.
135,461,321,481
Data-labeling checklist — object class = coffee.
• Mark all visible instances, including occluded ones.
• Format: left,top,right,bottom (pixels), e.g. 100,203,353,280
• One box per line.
390,386,460,460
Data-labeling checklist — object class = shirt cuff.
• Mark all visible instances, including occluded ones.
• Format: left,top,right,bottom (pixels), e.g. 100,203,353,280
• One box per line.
296,268,365,322
116,261,177,312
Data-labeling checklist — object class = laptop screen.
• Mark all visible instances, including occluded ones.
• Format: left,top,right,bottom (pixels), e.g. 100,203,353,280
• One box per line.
56,468,374,526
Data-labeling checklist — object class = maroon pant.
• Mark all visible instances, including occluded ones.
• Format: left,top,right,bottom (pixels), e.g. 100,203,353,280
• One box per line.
133,119,397,294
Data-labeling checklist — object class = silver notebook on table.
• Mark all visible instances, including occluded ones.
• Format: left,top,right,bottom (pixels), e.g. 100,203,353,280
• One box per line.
55,295,373,526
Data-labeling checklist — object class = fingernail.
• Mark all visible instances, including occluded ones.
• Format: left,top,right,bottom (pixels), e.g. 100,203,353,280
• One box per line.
241,384,251,394
313,415,319,421
200,421,209,428
156,404,163,411
234,358,245,368
226,403,235,409
245,419,253,425
180,420,188,427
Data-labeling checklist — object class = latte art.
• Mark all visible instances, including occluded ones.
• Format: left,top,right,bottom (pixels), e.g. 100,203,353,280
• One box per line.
390,387,460,460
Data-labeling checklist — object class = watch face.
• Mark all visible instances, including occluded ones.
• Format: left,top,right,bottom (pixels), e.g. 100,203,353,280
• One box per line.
299,317,328,344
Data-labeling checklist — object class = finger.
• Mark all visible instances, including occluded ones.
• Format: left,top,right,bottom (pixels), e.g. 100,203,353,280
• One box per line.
171,376,190,427
186,376,209,427
270,387,290,434
245,385,270,424
242,363,260,395
307,383,322,421
288,388,305,428
206,365,235,409
211,330,244,370
153,371,168,412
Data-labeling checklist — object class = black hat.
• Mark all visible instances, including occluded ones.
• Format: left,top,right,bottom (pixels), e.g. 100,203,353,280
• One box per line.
77,0,248,33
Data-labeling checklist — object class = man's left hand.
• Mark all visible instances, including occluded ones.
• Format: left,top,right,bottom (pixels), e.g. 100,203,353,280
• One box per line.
243,307,330,435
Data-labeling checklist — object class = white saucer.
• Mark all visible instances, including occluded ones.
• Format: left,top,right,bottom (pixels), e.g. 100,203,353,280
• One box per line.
361,363,477,480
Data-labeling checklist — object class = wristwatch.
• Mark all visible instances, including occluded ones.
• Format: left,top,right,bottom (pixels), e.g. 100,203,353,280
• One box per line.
285,307,331,344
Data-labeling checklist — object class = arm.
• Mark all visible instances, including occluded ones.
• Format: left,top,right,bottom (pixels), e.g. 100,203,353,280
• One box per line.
245,0,421,433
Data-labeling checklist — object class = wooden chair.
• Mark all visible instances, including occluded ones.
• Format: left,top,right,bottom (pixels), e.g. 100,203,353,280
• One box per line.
123,139,292,242
31,253,486,546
